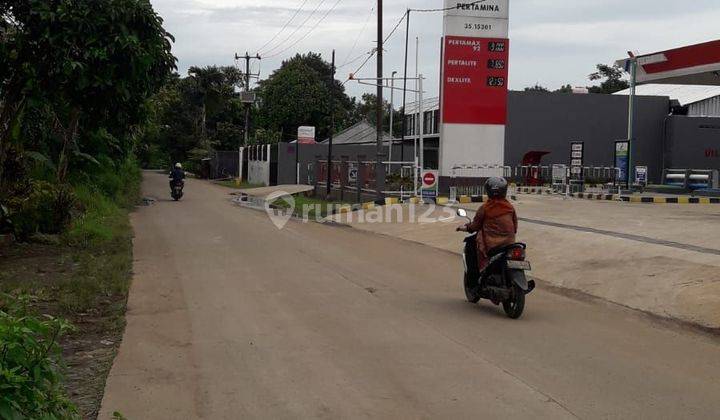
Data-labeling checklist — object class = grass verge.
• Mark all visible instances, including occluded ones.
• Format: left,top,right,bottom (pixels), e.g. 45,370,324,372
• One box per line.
271,195,350,219
215,179,263,189
0,167,140,419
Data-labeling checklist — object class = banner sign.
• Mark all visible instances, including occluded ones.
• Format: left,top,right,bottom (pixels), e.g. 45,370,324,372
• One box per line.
635,166,648,186
615,141,630,185
297,126,316,144
570,142,584,179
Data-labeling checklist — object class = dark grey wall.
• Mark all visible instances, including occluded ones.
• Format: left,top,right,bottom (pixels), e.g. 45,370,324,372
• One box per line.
666,116,720,170
505,92,670,183
275,143,417,185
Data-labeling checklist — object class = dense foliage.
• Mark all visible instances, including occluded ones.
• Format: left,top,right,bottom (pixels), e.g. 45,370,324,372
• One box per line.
0,0,176,238
139,53,402,171
588,64,630,94
0,295,77,420
0,1,174,416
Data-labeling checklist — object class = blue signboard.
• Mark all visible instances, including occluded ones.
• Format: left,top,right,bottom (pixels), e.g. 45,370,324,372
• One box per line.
615,141,630,185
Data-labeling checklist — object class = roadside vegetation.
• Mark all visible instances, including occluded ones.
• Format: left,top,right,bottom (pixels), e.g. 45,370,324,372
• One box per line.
0,0,175,418
271,194,350,219
137,53,405,174
215,179,264,190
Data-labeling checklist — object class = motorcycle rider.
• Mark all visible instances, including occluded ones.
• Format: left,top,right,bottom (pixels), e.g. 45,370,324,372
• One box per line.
457,177,518,272
169,162,186,190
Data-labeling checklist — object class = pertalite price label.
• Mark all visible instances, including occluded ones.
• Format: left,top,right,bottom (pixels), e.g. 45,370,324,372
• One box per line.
487,59,506,69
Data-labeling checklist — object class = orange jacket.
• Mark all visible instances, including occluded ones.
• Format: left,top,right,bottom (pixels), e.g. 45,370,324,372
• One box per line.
466,198,518,269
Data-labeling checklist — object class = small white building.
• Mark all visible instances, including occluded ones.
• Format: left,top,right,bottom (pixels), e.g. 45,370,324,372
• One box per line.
614,84,720,117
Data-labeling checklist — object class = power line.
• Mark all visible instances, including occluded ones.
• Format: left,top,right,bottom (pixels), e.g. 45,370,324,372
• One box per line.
343,49,375,85
262,0,328,56
342,10,407,83
411,0,484,13
383,10,407,43
255,0,310,55
339,6,374,68
264,0,344,59
337,51,369,70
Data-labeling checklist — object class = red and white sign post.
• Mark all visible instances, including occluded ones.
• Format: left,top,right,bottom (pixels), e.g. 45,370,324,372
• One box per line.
439,0,510,178
421,170,439,198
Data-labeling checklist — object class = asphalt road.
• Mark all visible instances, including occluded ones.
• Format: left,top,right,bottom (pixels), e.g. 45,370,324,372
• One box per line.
100,172,720,419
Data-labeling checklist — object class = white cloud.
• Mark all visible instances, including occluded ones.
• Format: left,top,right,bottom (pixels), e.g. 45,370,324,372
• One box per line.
150,0,720,98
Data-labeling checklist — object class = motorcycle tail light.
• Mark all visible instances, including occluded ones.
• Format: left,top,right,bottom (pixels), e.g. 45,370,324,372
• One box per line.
508,248,525,261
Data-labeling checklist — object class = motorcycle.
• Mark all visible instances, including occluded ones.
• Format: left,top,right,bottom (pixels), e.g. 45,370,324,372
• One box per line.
456,208,535,319
170,180,184,201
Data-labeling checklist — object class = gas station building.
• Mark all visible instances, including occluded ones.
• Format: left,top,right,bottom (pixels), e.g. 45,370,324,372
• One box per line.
403,24,720,188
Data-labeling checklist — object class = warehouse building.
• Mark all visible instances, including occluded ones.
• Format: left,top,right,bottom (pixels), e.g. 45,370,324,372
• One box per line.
615,84,720,117
402,90,720,185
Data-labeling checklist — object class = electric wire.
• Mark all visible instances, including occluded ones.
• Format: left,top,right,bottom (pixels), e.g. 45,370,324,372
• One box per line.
255,0,310,55
411,0,485,13
262,0,328,56
264,0,343,59
339,6,374,68
343,10,407,84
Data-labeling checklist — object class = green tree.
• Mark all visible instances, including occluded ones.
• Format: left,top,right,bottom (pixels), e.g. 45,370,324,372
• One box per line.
555,84,574,93
257,53,354,141
137,66,247,168
588,64,630,94
350,93,402,136
524,84,550,92
0,0,176,185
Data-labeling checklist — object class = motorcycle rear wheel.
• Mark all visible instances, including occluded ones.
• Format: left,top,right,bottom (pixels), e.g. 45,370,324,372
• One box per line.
502,285,525,319
464,272,481,304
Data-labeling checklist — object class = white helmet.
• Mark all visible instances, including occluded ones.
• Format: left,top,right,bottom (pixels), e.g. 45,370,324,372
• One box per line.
175,163,183,169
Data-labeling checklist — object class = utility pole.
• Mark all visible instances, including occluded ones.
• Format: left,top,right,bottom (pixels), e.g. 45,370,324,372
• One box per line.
235,52,262,147
326,50,336,198
400,9,410,169
388,70,397,173
375,0,384,201
626,53,638,188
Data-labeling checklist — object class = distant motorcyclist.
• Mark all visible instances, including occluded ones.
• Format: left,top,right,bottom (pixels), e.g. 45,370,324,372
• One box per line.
169,163,186,189
457,177,518,272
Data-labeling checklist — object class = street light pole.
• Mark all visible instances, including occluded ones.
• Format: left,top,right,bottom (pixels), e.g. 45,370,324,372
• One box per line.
389,70,397,173
400,9,410,166
627,55,638,188
326,50,336,198
375,0,384,201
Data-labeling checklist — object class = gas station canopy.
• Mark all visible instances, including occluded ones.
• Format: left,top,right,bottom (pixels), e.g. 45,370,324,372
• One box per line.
617,40,720,86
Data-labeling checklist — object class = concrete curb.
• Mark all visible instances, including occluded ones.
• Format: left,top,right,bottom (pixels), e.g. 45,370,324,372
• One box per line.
571,193,619,201
515,187,554,195
556,192,720,204
619,196,720,204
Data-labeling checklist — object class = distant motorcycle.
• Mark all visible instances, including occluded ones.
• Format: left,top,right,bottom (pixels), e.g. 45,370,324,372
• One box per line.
457,208,535,319
170,180,184,201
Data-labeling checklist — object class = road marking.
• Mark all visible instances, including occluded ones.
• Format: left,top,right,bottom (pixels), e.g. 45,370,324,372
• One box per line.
520,217,720,256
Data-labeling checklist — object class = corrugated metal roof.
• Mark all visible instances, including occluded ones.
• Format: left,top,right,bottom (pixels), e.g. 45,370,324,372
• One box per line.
614,84,720,106
320,121,393,145
405,97,440,114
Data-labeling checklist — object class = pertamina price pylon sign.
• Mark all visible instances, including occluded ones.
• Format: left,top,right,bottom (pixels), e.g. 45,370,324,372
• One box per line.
439,0,510,178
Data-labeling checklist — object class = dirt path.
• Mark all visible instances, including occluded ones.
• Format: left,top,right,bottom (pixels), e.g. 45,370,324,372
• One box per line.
100,172,720,419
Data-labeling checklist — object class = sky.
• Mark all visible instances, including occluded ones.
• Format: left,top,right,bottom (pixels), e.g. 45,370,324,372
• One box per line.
150,0,720,100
